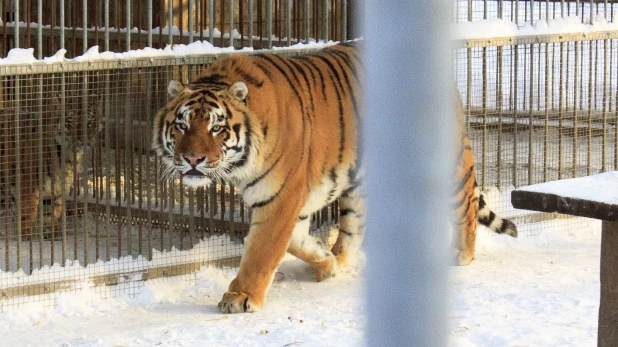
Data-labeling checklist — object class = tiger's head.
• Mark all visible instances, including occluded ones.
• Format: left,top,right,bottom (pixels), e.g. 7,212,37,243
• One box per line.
53,93,104,149
153,79,256,188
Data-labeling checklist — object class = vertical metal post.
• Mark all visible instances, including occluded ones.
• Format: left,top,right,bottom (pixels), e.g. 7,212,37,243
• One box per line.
365,0,450,345
531,0,535,25
126,0,131,52
286,0,291,46
304,0,310,43
322,0,328,41
104,0,109,51
588,41,594,175
573,40,580,177
468,0,472,21
229,0,234,47
209,0,214,44
189,0,194,42
602,38,609,172
37,0,42,58
528,44,535,185
83,0,88,53
13,0,18,48
60,0,65,49
543,42,550,182
341,0,347,41
169,0,174,45
266,0,272,48
249,0,253,47
148,0,153,47
591,0,595,24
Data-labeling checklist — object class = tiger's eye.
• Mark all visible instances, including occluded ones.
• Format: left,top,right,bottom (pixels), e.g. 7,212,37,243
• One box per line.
212,125,221,132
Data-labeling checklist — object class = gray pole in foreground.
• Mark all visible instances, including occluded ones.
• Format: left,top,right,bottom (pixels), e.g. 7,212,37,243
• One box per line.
364,1,453,346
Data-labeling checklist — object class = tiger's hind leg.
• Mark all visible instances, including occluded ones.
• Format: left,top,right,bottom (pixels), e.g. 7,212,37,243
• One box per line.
331,184,366,273
451,181,479,266
287,217,338,282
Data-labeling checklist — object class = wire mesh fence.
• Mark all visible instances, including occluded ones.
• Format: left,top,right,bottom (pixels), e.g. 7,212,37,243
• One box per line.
455,0,618,24
0,0,352,59
456,31,618,235
0,51,340,308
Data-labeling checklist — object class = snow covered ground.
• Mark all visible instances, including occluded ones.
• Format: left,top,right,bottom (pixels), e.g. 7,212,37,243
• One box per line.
0,216,602,346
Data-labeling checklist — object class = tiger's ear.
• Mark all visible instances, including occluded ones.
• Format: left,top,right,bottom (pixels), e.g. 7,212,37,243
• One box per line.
167,80,185,98
228,81,248,102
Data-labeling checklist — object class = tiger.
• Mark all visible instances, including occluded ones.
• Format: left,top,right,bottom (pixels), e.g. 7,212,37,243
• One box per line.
452,88,517,266
152,41,516,313
0,92,103,240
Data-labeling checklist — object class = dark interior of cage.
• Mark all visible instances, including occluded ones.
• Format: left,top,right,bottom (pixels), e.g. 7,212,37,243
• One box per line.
0,65,339,274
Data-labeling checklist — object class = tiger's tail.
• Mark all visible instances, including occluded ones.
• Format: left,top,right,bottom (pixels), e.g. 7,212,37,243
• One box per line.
475,186,518,237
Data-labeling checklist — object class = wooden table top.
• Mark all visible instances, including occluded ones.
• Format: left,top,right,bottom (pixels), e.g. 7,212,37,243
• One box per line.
511,171,618,221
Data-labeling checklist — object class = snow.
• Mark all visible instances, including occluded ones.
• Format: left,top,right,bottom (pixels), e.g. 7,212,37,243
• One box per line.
517,171,618,206
454,15,618,40
0,215,603,346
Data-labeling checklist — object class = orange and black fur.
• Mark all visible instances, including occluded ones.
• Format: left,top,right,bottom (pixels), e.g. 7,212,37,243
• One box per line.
452,91,517,265
152,41,515,313
0,93,103,240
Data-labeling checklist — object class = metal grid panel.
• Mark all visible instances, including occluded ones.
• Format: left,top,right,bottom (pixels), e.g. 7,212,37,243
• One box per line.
455,0,618,24
456,34,617,235
0,0,350,59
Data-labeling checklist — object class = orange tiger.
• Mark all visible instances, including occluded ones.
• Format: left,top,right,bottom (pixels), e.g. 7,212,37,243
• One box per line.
0,93,103,240
452,89,517,265
152,41,515,313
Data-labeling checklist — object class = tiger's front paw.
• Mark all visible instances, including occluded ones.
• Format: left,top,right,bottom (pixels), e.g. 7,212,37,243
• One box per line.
217,291,262,313
452,249,473,266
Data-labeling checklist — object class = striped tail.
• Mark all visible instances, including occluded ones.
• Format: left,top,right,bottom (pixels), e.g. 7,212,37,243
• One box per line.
476,187,518,237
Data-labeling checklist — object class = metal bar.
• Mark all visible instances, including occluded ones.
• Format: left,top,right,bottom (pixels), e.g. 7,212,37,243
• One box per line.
220,0,225,47
468,0,472,21
229,0,234,47
591,0,595,24
249,0,253,47
496,46,503,187
146,68,153,260
83,0,88,53
588,41,594,176
513,45,519,186
82,74,89,265
341,0,347,41
37,0,42,59
125,70,132,256
209,0,214,44
169,0,173,45
104,0,109,51
286,0,291,46
482,46,487,189
365,0,449,344
322,0,328,41
37,73,44,268
13,0,18,48
528,43,534,185
304,0,309,43
14,73,21,270
603,38,609,172
531,0,535,25
189,0,194,43
126,0,131,52
148,0,153,47
266,0,272,48
544,43,550,182
574,40,580,178
60,72,68,264
209,184,215,234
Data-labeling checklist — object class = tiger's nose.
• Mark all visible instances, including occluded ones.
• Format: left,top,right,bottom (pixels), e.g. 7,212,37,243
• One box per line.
183,154,206,167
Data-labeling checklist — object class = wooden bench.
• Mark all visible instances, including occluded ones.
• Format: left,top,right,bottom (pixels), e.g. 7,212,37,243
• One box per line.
511,171,618,347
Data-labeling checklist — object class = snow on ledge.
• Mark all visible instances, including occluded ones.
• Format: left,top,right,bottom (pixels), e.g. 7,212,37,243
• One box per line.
518,171,618,206
454,15,618,40
0,39,337,66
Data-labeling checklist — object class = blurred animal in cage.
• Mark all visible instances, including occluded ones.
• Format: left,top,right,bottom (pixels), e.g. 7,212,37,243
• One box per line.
0,93,103,240
451,88,518,266
152,41,518,314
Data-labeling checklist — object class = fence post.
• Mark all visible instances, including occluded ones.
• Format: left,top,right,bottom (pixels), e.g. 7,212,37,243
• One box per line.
364,0,452,345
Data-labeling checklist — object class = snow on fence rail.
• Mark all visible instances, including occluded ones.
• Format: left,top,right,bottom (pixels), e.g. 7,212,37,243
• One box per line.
0,0,353,59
